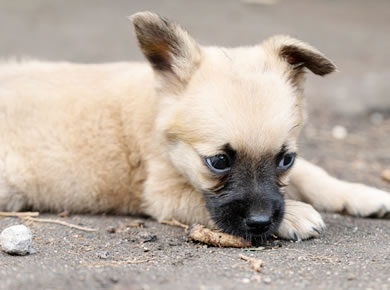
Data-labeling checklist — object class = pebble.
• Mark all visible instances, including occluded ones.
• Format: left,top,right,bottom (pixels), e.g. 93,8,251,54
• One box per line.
97,250,110,259
107,227,117,234
0,225,33,255
138,232,158,243
332,125,348,139
263,277,272,284
369,112,384,125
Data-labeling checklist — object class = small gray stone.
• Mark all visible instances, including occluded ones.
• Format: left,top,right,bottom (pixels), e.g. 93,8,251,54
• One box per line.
263,277,272,284
0,225,33,255
97,250,109,259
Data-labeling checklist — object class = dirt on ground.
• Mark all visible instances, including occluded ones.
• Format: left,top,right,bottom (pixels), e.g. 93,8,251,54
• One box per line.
0,1,390,290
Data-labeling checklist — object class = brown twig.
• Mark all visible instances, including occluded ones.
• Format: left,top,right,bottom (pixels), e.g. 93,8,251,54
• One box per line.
0,211,40,217
160,218,189,230
24,217,97,232
109,259,151,265
128,219,145,228
188,224,251,248
83,258,152,268
239,254,264,272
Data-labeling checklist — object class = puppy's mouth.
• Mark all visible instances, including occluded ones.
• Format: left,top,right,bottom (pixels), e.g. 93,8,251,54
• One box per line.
197,142,294,244
203,191,285,245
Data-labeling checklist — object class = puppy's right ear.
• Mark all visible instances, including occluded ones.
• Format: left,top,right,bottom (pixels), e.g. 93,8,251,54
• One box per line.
130,12,201,90
262,35,336,88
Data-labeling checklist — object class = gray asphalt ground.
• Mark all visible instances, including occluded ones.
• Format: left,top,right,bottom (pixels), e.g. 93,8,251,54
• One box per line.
0,1,390,289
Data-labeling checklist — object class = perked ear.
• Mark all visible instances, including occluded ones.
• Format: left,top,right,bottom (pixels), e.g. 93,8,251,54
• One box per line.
263,35,336,82
130,12,201,89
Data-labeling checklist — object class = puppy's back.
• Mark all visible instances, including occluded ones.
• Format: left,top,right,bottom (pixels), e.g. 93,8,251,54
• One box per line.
0,60,155,214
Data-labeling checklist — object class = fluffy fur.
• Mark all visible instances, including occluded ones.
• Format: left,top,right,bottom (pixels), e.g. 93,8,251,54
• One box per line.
0,12,389,242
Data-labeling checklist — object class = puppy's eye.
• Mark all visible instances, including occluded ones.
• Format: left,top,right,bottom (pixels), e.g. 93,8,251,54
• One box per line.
278,153,296,170
205,154,231,174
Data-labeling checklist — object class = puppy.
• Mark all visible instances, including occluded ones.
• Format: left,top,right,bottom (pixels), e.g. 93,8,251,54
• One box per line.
0,12,389,243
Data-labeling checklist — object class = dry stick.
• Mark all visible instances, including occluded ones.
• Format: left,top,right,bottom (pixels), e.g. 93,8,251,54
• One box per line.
160,219,189,230
239,254,264,272
0,211,40,217
189,224,251,248
24,216,97,232
85,258,152,268
110,258,152,265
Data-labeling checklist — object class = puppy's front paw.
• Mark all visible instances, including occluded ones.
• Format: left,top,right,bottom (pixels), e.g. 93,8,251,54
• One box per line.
276,200,325,241
340,184,390,218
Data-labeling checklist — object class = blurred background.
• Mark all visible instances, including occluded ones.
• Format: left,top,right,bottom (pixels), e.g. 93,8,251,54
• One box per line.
1,0,389,117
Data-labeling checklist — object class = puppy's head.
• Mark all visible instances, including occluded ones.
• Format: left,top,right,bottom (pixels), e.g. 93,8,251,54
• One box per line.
131,12,335,242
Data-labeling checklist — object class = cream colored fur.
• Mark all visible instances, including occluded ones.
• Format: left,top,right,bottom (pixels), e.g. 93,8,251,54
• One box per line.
0,12,389,241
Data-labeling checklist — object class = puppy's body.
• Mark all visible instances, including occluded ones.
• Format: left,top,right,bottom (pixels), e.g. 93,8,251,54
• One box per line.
1,12,389,242
0,59,214,225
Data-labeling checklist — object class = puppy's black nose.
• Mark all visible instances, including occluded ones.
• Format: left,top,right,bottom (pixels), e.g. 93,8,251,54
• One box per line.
245,215,271,232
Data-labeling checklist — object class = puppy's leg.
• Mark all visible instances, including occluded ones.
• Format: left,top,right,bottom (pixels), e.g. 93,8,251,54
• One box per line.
276,200,325,241
142,183,215,229
142,158,215,228
289,158,390,217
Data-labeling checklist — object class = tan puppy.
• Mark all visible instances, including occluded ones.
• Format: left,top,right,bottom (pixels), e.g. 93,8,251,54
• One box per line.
0,12,389,243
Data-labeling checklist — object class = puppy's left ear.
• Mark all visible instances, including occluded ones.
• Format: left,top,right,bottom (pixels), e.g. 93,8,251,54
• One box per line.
130,12,201,90
263,35,336,83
